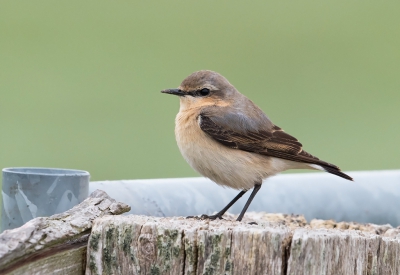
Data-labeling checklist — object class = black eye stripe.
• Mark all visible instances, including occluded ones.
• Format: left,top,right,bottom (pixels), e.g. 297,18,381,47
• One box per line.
185,88,211,97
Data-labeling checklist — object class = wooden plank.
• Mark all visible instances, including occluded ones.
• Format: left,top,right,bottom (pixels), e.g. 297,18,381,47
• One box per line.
0,190,130,275
4,245,87,275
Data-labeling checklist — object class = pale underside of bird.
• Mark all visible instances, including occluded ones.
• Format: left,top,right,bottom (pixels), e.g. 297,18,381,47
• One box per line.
162,70,352,222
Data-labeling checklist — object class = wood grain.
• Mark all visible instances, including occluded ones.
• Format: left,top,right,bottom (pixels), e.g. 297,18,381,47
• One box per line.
0,190,130,275
86,214,400,275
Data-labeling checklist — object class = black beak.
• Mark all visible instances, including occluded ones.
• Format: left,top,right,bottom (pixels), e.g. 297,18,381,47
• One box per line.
161,88,186,97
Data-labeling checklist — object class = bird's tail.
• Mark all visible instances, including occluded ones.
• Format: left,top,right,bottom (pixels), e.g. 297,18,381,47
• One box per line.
265,149,353,181
318,164,353,181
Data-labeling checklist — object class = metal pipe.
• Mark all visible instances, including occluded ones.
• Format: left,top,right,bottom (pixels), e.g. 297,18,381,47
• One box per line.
89,170,400,226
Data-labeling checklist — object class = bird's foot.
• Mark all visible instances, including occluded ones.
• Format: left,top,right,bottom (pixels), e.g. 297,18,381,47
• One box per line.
248,221,258,225
186,214,224,220
200,214,224,220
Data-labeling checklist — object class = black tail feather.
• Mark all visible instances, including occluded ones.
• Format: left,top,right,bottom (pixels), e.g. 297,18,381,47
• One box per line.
264,149,353,181
320,165,353,181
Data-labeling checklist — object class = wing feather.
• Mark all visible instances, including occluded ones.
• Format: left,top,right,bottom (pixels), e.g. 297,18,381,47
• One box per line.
198,114,353,181
199,114,303,155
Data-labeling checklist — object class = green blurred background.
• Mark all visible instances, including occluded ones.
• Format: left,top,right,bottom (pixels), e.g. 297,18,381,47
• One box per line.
1,1,399,183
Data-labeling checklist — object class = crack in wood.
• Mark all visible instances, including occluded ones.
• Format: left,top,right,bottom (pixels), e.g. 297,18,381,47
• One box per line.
0,233,90,275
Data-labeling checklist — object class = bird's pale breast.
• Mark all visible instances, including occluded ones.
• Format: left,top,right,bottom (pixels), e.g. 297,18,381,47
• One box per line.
175,109,297,190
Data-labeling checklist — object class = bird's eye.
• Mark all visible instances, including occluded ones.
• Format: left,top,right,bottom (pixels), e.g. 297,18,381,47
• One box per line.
199,88,210,96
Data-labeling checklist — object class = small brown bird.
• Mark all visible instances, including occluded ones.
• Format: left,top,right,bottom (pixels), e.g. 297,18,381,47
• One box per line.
162,70,352,222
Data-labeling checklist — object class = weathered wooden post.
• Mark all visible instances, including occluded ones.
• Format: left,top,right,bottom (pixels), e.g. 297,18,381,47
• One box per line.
85,214,400,275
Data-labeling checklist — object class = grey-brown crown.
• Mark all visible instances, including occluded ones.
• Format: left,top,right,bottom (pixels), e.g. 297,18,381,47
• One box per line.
179,70,234,92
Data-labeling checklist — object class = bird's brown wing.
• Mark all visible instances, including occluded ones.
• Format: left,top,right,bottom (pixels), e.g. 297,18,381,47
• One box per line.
198,114,353,181
198,114,302,155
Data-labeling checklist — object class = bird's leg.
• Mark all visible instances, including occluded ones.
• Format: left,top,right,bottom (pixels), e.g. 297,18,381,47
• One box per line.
236,183,262,222
201,190,247,220
187,190,247,220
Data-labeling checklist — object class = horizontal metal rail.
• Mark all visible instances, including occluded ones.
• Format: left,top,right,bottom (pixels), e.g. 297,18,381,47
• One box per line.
90,170,400,226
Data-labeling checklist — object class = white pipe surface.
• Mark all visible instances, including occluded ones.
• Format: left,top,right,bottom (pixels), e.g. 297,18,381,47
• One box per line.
90,170,400,226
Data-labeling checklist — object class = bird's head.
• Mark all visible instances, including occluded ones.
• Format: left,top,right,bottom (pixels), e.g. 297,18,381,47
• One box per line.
161,70,237,110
